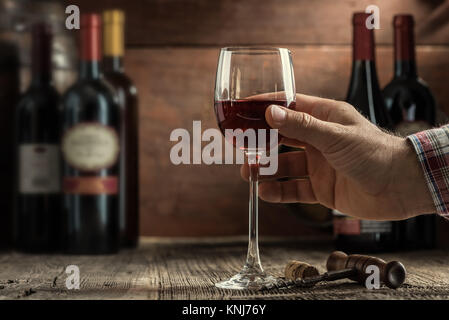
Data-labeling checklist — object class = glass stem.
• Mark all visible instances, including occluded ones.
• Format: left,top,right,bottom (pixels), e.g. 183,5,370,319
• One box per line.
244,151,263,273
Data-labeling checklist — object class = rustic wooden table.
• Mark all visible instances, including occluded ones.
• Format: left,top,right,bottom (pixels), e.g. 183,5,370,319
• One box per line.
0,237,448,300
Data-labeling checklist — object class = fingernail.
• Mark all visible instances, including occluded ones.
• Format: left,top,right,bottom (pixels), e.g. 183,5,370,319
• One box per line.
270,105,287,125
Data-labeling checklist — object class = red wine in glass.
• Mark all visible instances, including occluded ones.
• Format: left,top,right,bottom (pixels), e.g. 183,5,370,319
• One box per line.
214,99,294,150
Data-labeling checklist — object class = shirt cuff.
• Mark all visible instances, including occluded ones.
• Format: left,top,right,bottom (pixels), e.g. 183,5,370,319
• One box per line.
408,126,449,219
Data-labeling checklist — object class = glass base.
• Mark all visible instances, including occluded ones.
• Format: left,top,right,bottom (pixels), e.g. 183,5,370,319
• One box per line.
215,265,278,290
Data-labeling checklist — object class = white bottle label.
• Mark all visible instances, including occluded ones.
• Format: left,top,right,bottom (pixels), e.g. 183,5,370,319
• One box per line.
61,123,120,172
19,144,60,194
332,209,392,235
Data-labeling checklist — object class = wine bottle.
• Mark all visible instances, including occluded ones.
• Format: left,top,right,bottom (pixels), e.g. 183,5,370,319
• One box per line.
15,23,61,252
61,14,120,254
103,10,139,248
383,14,436,250
333,12,397,253
0,40,20,251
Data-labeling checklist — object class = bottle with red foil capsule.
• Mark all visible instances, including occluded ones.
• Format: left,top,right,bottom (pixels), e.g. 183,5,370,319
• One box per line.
15,23,61,252
61,14,120,254
332,12,398,253
383,14,436,250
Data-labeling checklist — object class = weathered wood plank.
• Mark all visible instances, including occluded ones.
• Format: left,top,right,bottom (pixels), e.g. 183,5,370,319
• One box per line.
65,0,449,45
0,237,448,300
127,46,449,236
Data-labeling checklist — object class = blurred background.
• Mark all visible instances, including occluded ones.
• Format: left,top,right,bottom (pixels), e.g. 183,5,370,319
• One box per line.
1,0,449,242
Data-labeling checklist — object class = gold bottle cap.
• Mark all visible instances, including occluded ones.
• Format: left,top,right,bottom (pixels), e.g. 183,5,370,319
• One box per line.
103,10,125,25
102,9,125,57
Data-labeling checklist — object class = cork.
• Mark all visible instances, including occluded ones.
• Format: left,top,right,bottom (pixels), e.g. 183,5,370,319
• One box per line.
284,260,319,281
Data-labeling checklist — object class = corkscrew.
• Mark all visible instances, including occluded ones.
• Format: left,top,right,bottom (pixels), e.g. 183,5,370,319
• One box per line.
263,251,406,290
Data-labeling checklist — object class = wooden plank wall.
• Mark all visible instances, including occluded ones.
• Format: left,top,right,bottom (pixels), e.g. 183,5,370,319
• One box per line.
66,0,449,237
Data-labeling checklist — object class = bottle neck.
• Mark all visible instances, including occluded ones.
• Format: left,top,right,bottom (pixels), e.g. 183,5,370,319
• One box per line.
353,24,375,61
394,23,417,78
31,26,52,86
103,11,124,74
79,60,101,79
103,56,124,73
349,24,381,97
394,60,417,78
79,17,102,80
348,60,382,100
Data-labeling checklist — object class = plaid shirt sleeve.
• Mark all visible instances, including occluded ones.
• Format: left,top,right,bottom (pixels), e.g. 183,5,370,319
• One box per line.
408,125,449,219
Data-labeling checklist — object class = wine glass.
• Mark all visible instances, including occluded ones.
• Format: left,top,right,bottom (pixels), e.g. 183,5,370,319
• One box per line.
214,47,296,290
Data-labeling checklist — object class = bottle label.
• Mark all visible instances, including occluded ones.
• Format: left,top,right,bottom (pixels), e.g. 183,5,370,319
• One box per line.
62,123,120,171
63,176,118,195
19,144,60,194
332,210,392,235
395,121,431,137
360,220,392,234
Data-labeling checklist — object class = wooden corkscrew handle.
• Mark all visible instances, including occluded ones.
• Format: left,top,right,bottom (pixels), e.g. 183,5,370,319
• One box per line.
326,251,406,289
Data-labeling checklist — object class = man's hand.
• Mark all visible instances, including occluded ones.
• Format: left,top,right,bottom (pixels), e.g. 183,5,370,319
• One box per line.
241,94,435,221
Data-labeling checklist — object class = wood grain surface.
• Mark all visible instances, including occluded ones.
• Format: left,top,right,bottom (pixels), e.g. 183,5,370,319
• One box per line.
0,237,448,300
66,0,449,45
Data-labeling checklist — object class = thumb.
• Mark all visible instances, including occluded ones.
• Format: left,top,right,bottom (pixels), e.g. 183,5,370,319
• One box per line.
266,104,345,152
